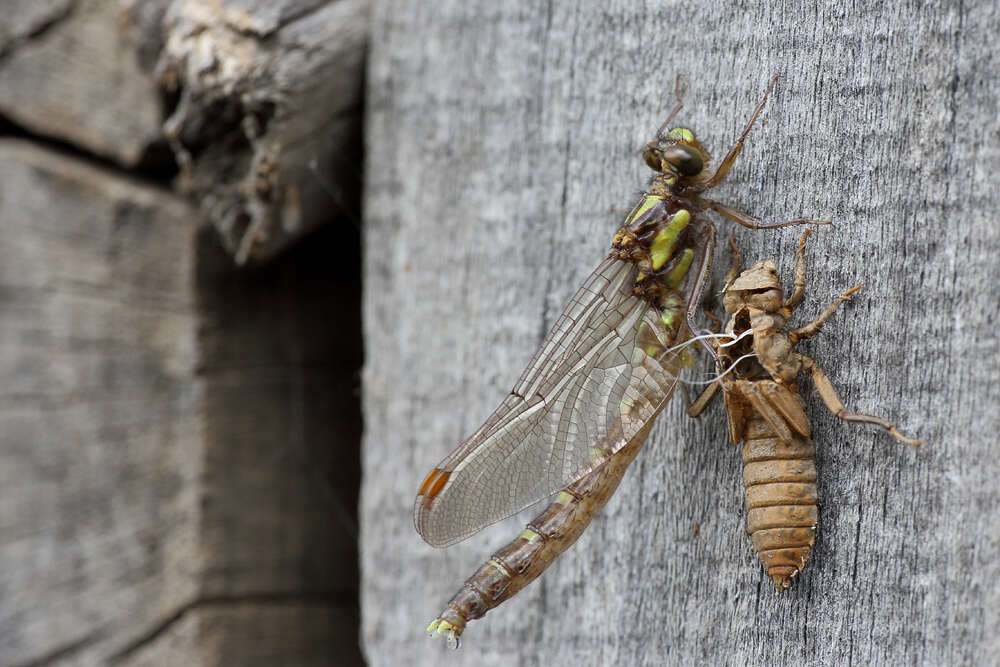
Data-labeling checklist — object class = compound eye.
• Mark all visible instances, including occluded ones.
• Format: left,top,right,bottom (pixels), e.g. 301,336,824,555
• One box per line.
661,144,704,176
642,144,662,171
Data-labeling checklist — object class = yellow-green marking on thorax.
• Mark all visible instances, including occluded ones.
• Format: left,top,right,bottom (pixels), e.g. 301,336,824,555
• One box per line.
665,248,695,288
624,194,663,226
650,209,691,270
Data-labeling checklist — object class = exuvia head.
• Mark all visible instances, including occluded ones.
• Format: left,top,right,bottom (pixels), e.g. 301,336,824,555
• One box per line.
642,127,709,183
724,260,784,313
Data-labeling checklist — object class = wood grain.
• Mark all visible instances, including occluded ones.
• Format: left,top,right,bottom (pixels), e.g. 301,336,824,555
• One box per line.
0,139,201,664
0,2,369,663
0,140,362,664
0,0,168,166
0,0,368,265
361,1,1000,664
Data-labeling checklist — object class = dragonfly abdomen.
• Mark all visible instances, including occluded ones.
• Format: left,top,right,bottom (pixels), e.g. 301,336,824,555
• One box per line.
741,411,817,591
427,416,653,646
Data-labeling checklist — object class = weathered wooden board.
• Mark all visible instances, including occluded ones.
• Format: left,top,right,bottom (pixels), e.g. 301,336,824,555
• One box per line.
0,141,362,665
160,0,368,264
0,139,201,664
0,0,369,267
0,0,168,166
361,1,999,665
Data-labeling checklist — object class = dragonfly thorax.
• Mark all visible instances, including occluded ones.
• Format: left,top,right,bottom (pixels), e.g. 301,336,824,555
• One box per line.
612,194,697,306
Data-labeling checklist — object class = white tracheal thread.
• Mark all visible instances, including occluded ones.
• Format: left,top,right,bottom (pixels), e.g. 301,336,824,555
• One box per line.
655,328,754,358
680,352,757,386
652,329,757,386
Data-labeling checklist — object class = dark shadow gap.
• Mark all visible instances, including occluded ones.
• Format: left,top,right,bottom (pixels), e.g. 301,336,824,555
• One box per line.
0,112,179,184
193,219,363,665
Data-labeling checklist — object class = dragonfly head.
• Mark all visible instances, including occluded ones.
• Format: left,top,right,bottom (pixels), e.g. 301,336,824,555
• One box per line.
643,127,710,185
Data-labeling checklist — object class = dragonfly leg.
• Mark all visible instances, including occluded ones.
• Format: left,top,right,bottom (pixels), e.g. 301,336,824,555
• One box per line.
703,75,780,189
704,309,722,333
687,263,729,418
655,74,687,137
783,229,815,310
703,199,831,231
686,380,721,418
722,236,743,288
685,220,718,361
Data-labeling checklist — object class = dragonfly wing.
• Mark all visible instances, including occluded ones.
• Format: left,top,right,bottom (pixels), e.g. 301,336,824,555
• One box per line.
415,255,685,547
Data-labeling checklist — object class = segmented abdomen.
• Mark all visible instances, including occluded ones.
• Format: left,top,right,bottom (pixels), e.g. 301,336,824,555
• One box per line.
429,417,653,644
741,414,818,591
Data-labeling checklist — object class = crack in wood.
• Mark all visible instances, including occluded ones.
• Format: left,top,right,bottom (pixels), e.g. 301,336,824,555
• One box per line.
105,591,357,664
12,628,107,667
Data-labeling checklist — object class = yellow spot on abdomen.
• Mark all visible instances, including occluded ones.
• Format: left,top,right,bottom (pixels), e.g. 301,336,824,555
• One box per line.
555,491,576,505
518,529,543,544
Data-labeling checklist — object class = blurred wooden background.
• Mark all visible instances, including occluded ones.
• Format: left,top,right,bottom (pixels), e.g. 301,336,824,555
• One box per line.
1,1,997,666
0,1,365,664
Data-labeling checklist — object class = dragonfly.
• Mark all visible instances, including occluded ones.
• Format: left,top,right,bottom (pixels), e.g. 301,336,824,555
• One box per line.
415,75,826,647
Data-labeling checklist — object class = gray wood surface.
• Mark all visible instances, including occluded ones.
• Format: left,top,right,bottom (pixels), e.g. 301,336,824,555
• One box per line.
0,0,169,167
362,1,999,665
0,0,168,166
0,143,362,664
0,140,201,664
0,3,369,664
